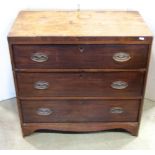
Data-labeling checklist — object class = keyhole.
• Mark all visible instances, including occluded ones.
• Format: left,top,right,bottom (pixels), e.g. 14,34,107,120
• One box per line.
79,47,84,53
79,74,83,79
79,101,84,104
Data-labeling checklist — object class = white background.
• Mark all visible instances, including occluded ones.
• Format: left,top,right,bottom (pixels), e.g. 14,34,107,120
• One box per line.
0,0,155,101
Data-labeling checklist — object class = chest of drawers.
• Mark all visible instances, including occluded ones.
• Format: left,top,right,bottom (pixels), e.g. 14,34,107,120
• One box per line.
8,11,153,136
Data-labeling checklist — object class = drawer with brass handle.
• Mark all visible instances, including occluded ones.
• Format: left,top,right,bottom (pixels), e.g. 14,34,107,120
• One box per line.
13,44,148,69
21,100,140,123
16,72,144,98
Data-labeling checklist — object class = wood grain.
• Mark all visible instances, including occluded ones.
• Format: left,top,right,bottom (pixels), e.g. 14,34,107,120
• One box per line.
9,11,152,37
21,99,140,123
16,72,144,98
8,11,153,44
13,44,149,69
8,36,153,44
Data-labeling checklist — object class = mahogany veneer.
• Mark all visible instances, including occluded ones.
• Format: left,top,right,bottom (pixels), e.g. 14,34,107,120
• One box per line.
8,11,153,136
13,44,148,69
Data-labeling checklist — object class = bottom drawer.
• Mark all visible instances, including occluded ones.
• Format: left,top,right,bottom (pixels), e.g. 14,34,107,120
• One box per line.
21,100,140,123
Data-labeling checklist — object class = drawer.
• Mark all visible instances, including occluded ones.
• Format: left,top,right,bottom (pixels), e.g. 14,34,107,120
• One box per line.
13,44,148,69
17,72,144,98
21,100,140,123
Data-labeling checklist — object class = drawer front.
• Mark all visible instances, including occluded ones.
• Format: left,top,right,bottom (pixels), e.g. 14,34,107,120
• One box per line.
13,44,148,69
17,72,144,98
21,100,140,123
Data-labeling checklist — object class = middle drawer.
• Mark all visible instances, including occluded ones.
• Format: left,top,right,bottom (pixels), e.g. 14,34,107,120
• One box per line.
16,72,144,98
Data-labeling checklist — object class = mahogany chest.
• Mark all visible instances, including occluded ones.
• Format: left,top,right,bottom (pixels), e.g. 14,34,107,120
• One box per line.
8,11,153,136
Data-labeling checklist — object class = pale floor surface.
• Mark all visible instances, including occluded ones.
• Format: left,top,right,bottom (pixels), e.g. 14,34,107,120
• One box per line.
0,98,155,150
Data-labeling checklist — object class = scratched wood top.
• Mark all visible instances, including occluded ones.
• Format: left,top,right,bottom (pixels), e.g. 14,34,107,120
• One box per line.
9,11,152,37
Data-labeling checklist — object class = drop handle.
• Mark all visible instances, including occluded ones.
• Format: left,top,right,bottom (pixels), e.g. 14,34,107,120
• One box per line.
31,52,48,62
110,107,124,114
34,81,49,90
36,108,53,116
111,81,128,89
113,52,131,62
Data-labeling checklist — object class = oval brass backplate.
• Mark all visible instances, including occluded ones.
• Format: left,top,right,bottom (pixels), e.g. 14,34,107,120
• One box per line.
31,52,48,62
34,81,49,90
36,108,53,116
111,81,128,89
113,52,131,62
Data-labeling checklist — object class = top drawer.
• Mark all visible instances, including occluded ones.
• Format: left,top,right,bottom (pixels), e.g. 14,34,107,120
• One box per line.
13,44,148,69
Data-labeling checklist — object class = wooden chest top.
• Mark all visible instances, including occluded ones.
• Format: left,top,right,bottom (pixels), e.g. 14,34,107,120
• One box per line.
8,11,152,44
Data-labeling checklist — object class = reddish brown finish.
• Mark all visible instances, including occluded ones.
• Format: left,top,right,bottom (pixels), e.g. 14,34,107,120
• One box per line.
15,68,146,72
13,44,148,69
8,11,153,136
21,100,140,123
8,36,153,45
16,72,144,98
22,122,139,136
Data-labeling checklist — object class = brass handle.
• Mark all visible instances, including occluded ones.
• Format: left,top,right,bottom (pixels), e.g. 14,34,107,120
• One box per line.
36,108,53,116
113,52,131,62
31,52,48,62
110,107,124,114
111,81,128,89
34,81,49,89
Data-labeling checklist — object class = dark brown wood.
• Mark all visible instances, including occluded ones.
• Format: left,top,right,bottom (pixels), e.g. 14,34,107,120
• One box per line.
137,43,153,132
15,68,146,72
21,99,140,123
16,72,144,98
19,96,143,100
22,122,139,136
8,36,153,45
13,44,148,69
8,43,24,126
8,11,153,136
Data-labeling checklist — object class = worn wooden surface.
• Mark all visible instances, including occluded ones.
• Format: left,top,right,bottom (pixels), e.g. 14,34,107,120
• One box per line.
9,11,152,37
8,11,153,136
